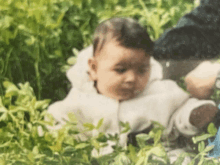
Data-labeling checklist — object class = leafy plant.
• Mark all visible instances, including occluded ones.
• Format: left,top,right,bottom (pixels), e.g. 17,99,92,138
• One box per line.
0,0,196,102
1,81,220,164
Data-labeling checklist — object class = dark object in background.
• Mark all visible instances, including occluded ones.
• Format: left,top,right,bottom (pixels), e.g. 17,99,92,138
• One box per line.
154,0,220,60
154,0,220,80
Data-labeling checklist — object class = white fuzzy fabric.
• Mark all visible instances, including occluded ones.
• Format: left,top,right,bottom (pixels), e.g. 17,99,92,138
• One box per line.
48,46,215,157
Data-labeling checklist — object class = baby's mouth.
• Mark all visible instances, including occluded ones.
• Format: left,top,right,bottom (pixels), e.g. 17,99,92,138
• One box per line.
120,88,141,95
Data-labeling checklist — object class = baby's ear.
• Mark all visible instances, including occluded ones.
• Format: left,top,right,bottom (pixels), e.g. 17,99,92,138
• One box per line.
88,57,98,81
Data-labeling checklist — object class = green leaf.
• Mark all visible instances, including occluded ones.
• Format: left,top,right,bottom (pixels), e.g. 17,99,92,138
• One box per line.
154,129,162,145
150,146,166,157
75,143,90,149
0,141,10,148
111,152,131,165
0,158,5,165
74,0,82,8
35,99,50,110
67,112,78,124
207,123,217,136
198,155,205,165
96,118,104,129
67,56,77,65
136,156,145,165
83,123,95,131
128,144,138,163
96,132,108,142
25,36,36,45
119,121,131,134
192,134,213,144
151,121,165,130
27,152,34,163
32,146,39,155
2,16,13,28
198,141,205,152
0,98,4,107
72,48,79,56
91,139,101,150
63,146,75,156
136,134,151,148
44,113,55,126
203,145,214,153
57,12,66,25
0,112,8,121
34,154,46,159
3,81,19,97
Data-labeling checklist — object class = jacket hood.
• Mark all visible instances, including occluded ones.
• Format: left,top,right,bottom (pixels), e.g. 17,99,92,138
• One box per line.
67,46,163,93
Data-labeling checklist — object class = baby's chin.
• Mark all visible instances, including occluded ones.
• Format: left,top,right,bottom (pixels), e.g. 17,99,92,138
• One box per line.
99,88,143,101
116,90,143,102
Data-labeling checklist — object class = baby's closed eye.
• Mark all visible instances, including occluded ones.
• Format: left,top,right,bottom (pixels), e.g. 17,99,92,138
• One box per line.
114,68,127,74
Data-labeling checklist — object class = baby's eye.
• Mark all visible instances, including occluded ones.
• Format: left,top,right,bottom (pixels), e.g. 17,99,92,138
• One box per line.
115,68,127,74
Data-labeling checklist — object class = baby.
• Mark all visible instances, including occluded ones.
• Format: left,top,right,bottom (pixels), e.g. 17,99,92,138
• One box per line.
48,18,218,162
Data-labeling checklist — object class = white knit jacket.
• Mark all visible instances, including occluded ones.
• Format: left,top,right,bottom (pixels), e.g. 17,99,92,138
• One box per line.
47,46,215,156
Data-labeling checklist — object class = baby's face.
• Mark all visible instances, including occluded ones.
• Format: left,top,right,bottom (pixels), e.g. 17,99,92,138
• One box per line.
89,41,151,101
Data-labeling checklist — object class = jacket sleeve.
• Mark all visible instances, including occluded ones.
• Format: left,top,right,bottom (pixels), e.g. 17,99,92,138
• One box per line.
158,79,216,137
154,0,220,60
171,98,216,136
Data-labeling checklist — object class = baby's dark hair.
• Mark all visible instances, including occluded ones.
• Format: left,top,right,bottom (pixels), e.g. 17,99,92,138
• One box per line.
93,17,154,56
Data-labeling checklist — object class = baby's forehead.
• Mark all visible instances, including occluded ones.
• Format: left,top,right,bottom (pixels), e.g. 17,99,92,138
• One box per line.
96,47,150,67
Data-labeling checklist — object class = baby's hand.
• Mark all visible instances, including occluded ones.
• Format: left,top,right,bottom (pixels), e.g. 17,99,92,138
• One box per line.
190,104,218,130
185,61,220,99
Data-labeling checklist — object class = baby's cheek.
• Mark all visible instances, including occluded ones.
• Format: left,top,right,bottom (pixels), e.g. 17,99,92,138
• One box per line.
139,76,150,89
108,84,123,98
109,82,121,93
104,81,119,94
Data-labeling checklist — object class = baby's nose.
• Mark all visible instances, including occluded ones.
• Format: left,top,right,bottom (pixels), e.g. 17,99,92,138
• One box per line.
125,71,136,82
